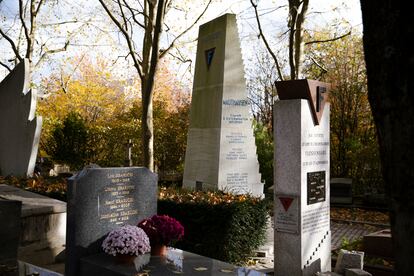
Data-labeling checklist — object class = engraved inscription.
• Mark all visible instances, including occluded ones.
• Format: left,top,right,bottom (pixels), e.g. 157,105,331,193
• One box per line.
307,171,326,205
226,172,249,193
275,195,299,233
225,148,247,160
302,206,329,234
225,132,247,144
99,172,138,225
223,113,248,124
302,132,329,167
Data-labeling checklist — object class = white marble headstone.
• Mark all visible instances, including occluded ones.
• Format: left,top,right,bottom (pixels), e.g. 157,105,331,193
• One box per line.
274,99,331,275
183,14,263,197
0,59,42,177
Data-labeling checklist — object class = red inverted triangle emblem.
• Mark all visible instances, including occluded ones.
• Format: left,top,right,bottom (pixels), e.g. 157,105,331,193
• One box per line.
279,197,294,212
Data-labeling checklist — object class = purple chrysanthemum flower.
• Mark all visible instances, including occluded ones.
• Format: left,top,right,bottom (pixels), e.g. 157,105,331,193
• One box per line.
138,215,184,246
102,225,151,256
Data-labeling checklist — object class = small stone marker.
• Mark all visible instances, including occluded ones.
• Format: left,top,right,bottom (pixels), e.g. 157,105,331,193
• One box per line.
66,166,157,276
183,13,263,197
274,80,331,275
334,249,364,274
0,59,42,177
363,229,393,259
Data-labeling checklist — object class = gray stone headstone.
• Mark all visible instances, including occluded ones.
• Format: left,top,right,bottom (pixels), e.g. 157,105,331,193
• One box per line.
183,13,263,197
66,166,157,276
274,80,331,275
363,229,393,259
0,59,42,177
334,249,364,274
331,178,353,204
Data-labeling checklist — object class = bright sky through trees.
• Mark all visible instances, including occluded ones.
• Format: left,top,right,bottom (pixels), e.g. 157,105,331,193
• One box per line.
0,0,362,83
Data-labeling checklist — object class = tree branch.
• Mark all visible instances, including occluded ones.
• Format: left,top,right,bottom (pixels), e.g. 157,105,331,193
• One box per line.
305,30,352,45
160,0,212,59
250,0,284,81
35,0,44,16
122,0,146,29
0,61,12,72
18,0,30,52
99,0,143,80
35,40,70,69
309,56,327,75
0,28,23,61
117,0,129,32
146,0,166,98
293,0,309,78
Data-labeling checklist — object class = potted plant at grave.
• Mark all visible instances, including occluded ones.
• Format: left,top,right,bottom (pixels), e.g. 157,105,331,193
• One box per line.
138,215,184,256
102,225,151,265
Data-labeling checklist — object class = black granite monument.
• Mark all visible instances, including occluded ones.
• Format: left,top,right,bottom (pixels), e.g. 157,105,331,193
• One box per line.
66,166,157,276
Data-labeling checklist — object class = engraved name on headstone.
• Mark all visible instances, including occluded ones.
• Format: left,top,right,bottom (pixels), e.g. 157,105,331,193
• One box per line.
66,166,157,276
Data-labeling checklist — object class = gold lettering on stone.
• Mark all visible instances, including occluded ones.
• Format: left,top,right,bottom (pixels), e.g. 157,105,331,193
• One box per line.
99,173,138,225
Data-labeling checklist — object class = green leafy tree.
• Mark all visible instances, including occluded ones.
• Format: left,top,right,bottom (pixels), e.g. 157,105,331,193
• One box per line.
98,0,212,171
50,112,88,169
304,30,383,194
253,121,274,193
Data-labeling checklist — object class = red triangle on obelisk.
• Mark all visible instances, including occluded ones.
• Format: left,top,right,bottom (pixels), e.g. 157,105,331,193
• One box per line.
279,197,294,212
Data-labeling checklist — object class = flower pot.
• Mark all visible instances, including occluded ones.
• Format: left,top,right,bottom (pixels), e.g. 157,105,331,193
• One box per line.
151,244,167,256
115,254,136,264
134,253,151,271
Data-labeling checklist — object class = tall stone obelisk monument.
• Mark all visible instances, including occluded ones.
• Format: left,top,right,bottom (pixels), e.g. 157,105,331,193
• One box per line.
183,14,263,197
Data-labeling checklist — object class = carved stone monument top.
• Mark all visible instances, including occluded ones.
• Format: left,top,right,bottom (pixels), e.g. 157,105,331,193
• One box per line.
275,79,330,125
0,59,42,177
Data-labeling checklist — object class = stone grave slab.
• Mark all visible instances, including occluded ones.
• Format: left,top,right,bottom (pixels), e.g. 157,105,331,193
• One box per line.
183,13,263,197
66,166,157,276
80,248,268,276
0,184,66,267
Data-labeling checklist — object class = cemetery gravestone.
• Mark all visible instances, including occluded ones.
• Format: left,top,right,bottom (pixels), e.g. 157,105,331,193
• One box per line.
330,178,353,205
66,166,157,276
0,59,42,177
363,229,393,259
0,184,66,267
274,80,331,275
183,13,263,197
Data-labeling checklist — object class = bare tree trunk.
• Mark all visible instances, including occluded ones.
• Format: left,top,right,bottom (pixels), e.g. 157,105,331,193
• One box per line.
360,2,414,274
293,0,308,79
142,82,154,171
99,0,210,171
